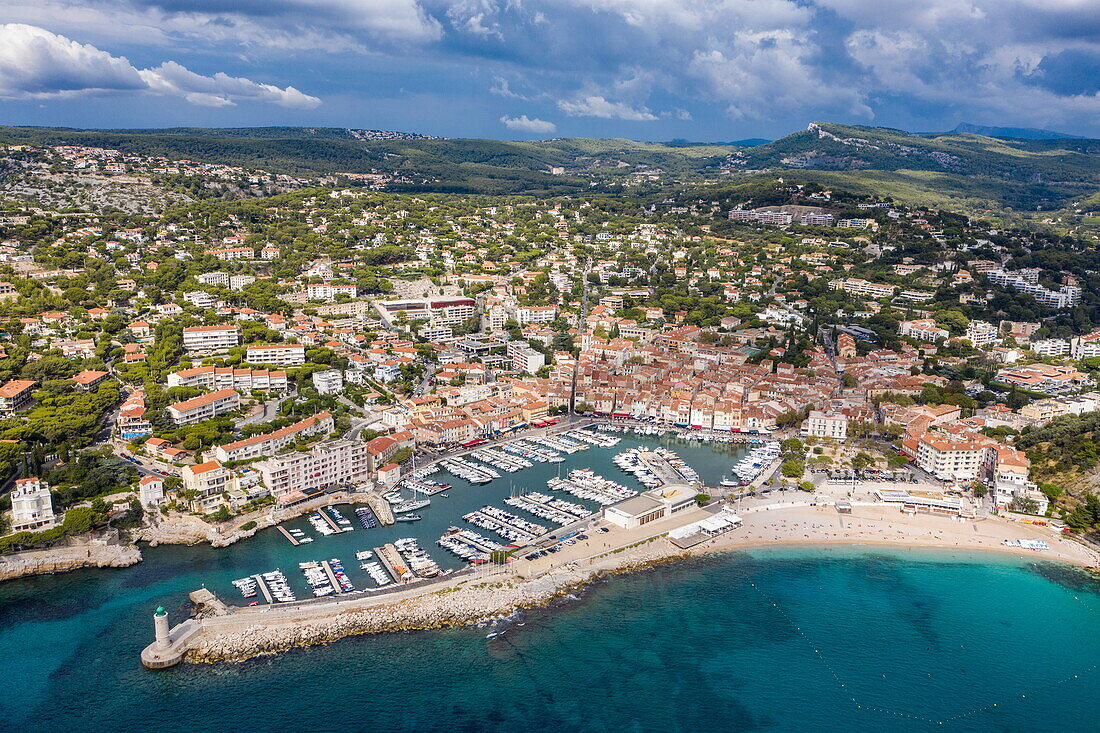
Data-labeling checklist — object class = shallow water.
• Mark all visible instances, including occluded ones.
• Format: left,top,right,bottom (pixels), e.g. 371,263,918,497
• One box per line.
2,436,1097,732
1,546,1098,733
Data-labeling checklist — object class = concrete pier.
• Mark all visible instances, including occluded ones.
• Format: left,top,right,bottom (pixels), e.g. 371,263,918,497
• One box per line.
277,525,299,545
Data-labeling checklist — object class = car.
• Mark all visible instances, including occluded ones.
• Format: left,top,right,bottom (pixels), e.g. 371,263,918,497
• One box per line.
547,546,559,553
119,453,129,459
525,553,539,561
576,534,588,540
158,470,169,476
564,539,576,546
597,527,610,534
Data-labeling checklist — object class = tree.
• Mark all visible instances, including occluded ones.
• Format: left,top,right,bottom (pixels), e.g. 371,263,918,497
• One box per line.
781,458,805,479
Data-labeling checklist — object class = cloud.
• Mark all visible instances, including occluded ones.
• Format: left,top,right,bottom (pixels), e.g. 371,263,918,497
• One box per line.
557,95,657,121
500,114,556,133
0,24,320,108
0,1,442,53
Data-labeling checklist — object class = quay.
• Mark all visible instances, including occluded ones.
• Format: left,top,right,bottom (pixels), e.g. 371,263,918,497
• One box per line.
277,526,299,546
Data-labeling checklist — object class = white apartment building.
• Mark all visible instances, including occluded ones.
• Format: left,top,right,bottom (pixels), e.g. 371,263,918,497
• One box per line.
167,388,240,425
182,325,242,353
507,342,546,374
255,439,370,504
515,305,558,325
306,282,358,301
196,271,229,287
965,320,1000,349
213,412,334,462
167,366,288,393
828,278,896,299
1031,338,1070,357
312,369,344,395
898,319,949,343
1070,332,1100,360
419,325,453,341
229,275,256,291
10,477,57,532
245,343,306,366
800,411,848,440
986,270,1082,309
183,291,218,308
903,432,990,481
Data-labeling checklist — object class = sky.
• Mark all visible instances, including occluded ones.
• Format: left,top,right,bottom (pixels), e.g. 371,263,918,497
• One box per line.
0,0,1098,140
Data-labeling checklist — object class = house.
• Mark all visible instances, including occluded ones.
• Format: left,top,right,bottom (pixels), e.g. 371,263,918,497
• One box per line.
9,477,57,532
72,370,109,391
0,379,36,414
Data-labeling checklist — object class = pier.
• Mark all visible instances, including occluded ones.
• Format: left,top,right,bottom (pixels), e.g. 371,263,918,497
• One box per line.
376,544,409,582
277,526,299,545
251,573,274,604
320,560,343,594
319,508,343,533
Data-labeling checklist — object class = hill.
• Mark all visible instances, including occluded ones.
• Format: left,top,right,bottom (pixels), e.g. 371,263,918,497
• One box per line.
1,122,1098,212
949,123,1084,140
726,122,1100,212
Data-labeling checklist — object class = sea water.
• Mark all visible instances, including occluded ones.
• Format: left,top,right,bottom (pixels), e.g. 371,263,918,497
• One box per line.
1,435,1098,732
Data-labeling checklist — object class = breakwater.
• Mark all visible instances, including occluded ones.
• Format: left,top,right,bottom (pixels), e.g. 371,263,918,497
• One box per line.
143,543,686,667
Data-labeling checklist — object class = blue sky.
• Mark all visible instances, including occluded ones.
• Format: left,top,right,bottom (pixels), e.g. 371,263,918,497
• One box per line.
1,1,1098,140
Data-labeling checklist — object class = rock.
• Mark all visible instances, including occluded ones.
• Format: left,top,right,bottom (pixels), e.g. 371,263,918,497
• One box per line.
0,543,142,583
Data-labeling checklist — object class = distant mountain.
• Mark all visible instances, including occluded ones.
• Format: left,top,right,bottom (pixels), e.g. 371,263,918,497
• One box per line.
723,122,1100,210
950,122,1085,140
1,122,1096,210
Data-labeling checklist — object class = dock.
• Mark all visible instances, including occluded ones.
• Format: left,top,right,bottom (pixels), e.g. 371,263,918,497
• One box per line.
320,560,344,594
319,508,344,533
277,525,300,545
251,574,274,604
376,544,410,583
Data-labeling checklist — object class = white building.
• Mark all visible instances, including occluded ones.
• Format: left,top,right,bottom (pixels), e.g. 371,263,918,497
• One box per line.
213,412,334,462
312,369,344,395
801,411,848,440
182,325,242,353
245,343,306,366
1070,332,1100,360
167,366,288,393
507,342,545,374
10,477,57,532
196,271,229,287
167,388,240,425
965,320,1000,349
138,475,166,507
1031,338,1070,357
603,485,697,529
255,439,370,504
899,319,949,343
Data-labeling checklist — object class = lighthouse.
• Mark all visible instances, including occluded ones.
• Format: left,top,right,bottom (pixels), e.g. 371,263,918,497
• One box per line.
154,606,170,650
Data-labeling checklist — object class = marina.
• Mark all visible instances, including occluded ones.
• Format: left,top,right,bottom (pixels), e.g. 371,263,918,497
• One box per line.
208,433,751,603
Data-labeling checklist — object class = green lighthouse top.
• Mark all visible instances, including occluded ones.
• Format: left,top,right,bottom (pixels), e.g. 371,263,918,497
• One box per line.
155,606,166,616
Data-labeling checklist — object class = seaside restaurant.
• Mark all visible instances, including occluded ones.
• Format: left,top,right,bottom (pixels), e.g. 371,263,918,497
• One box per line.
603,485,697,530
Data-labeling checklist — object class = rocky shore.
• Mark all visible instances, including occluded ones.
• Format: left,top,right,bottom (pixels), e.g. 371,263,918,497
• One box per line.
185,546,686,664
0,542,142,582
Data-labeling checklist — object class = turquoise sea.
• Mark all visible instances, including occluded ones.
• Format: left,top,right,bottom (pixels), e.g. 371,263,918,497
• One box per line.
1,438,1098,732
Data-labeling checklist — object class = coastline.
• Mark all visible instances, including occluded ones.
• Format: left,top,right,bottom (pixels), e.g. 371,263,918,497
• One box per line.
153,503,1098,667
0,542,142,583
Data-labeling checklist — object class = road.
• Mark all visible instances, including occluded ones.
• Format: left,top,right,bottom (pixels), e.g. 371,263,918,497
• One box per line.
234,391,292,428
